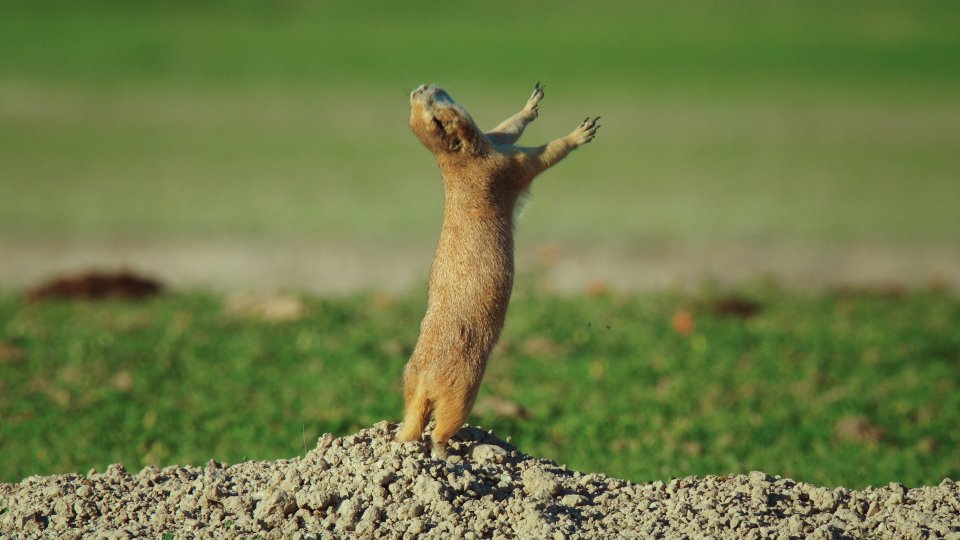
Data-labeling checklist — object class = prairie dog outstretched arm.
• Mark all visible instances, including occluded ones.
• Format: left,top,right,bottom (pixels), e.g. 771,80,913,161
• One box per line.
520,116,601,178
485,83,545,145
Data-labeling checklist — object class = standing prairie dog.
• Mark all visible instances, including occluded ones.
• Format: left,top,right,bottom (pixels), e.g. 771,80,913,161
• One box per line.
396,83,600,457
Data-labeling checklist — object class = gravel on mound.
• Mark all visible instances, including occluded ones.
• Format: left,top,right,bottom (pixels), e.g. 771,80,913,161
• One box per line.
2,422,958,539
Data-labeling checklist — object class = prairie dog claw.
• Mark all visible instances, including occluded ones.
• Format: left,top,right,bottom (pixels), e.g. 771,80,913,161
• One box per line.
524,82,545,117
571,116,600,145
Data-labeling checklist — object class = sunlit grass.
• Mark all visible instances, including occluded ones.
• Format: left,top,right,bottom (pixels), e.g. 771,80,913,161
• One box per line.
2,285,957,488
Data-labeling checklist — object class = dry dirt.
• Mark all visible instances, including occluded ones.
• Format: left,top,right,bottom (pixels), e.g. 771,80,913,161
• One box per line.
2,237,959,294
2,423,958,539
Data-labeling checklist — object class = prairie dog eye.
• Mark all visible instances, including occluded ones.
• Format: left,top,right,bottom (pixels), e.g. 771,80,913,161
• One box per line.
432,117,445,133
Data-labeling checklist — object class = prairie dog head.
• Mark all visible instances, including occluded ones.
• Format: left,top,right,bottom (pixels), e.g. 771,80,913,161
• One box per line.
410,85,487,157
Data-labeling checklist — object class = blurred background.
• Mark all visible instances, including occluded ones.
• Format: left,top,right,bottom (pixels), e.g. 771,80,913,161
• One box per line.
2,0,960,489
2,0,959,292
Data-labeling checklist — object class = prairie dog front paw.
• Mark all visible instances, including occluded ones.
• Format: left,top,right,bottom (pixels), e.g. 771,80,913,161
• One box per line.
523,82,545,118
571,116,600,146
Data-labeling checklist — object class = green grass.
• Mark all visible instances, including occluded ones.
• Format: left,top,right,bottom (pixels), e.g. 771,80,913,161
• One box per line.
1,1,958,246
2,285,958,488
4,1,959,95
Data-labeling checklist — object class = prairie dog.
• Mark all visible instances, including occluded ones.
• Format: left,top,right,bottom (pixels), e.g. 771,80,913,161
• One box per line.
396,83,600,457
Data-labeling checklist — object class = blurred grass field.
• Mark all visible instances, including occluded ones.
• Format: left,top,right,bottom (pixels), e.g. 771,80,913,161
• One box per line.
2,1,959,489
1,287,958,488
2,0,958,246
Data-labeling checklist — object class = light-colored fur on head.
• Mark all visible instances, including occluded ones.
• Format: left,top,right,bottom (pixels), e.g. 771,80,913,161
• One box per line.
409,85,488,157
396,83,599,458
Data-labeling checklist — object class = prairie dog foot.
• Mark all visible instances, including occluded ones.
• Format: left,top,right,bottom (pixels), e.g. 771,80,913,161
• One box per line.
431,440,448,459
523,82,545,117
571,116,601,146
394,423,420,443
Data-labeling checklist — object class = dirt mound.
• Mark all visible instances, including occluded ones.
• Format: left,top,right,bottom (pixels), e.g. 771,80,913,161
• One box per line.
1,423,957,538
26,270,162,302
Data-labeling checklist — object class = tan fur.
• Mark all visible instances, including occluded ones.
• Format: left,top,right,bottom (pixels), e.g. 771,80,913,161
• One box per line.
395,83,600,457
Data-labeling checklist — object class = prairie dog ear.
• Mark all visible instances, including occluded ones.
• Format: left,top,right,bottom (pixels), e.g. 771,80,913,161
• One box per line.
433,108,482,154
431,108,461,150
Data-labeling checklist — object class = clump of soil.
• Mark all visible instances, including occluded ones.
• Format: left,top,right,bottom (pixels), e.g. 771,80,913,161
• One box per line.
224,291,306,322
27,271,163,302
1,423,957,539
710,296,762,319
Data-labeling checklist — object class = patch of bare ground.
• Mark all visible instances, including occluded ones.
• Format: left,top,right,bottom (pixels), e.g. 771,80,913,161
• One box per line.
2,237,958,294
1,423,957,539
